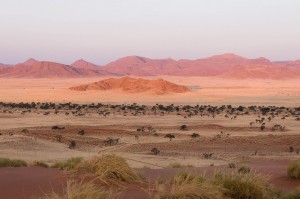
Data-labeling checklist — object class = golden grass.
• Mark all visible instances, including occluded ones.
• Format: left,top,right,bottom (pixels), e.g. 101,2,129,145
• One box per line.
40,180,115,199
76,154,143,184
52,157,83,171
212,171,274,199
32,161,49,168
287,161,300,179
151,172,224,199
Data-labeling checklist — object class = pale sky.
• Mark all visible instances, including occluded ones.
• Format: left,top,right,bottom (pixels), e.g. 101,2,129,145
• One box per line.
0,0,300,65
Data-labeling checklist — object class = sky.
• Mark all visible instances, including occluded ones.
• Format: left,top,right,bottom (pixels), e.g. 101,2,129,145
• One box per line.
0,0,300,65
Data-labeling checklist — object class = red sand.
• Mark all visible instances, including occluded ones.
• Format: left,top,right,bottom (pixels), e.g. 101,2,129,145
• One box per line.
0,167,66,199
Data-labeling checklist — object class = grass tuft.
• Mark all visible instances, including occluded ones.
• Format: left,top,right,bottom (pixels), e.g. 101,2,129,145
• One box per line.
40,180,115,199
52,157,83,171
287,161,300,179
76,154,143,184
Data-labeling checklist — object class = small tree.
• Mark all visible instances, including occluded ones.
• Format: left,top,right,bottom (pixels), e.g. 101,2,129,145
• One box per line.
260,125,265,131
165,133,175,141
180,125,188,131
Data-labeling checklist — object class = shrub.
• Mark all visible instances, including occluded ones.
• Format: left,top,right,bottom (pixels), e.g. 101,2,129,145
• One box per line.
190,133,200,138
52,157,83,171
69,141,76,149
238,166,251,174
151,147,160,155
78,130,85,136
32,161,49,168
180,125,188,131
0,158,27,167
288,161,300,179
76,154,143,184
40,180,115,199
52,126,65,130
203,153,213,159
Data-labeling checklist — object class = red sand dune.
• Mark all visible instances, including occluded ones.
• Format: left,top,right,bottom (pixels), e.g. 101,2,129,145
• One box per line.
0,54,299,79
70,77,190,95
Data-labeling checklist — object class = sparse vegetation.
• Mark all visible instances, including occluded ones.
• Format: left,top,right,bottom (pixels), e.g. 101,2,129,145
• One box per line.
0,158,27,167
32,161,49,168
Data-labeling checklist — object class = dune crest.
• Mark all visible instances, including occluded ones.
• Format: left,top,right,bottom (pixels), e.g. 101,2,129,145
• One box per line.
69,77,190,95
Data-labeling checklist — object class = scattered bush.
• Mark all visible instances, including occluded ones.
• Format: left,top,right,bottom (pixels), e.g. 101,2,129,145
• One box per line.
78,130,85,136
180,125,188,131
69,141,76,149
52,126,65,130
32,161,49,168
203,153,213,159
290,146,295,153
52,157,83,171
0,158,27,167
190,133,200,138
151,147,160,155
288,161,300,179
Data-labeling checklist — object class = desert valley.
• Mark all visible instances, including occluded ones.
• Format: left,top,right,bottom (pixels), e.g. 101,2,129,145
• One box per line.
0,53,300,199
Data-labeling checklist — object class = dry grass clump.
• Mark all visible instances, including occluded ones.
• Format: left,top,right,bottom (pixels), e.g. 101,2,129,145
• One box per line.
52,157,83,171
76,154,143,184
151,172,224,199
287,161,300,179
0,158,27,167
282,187,300,199
212,171,274,199
40,180,115,199
152,171,277,199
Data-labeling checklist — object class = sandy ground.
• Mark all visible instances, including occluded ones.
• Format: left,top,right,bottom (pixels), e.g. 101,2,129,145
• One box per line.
0,76,299,198
0,76,299,105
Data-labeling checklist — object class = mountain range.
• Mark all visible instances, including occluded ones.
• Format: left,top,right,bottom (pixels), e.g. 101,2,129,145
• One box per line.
0,53,299,79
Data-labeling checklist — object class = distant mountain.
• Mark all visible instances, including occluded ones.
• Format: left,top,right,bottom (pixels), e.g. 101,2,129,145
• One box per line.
71,59,101,71
0,60,107,78
101,56,176,76
70,77,190,95
0,54,299,79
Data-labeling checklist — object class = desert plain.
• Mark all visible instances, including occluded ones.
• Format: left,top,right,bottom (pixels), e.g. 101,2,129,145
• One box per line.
0,76,300,198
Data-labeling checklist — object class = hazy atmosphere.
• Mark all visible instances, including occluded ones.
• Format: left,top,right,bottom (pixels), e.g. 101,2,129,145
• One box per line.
1,0,300,64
